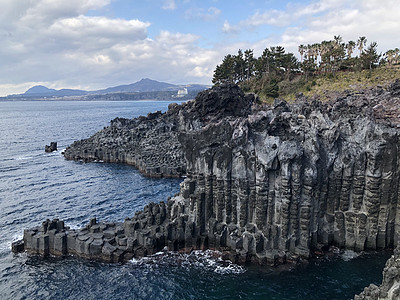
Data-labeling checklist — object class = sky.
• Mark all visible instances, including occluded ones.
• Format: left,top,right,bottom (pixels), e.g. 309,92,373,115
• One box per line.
1,0,400,96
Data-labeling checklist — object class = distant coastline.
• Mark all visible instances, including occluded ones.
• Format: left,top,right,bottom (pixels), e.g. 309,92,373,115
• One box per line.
0,90,201,102
1,78,210,102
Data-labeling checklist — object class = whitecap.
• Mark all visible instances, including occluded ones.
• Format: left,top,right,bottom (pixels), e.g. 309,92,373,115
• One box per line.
341,250,361,261
15,155,34,161
128,249,246,275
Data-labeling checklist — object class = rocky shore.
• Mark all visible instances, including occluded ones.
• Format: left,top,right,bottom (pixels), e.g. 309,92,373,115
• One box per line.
355,247,400,299
63,107,186,177
12,81,400,292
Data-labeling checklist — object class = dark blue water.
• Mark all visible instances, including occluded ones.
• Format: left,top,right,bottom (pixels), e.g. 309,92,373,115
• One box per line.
0,100,390,299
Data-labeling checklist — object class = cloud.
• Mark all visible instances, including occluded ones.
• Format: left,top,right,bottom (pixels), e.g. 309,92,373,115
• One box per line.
240,0,347,28
277,0,400,55
162,0,176,10
229,0,400,60
47,16,150,51
241,9,292,27
20,0,111,27
222,20,239,34
0,0,221,96
185,6,221,21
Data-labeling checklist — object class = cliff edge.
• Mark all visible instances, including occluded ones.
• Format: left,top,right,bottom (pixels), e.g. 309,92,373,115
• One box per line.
13,81,400,268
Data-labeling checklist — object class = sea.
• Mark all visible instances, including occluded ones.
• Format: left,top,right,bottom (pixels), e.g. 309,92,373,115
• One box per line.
0,100,391,300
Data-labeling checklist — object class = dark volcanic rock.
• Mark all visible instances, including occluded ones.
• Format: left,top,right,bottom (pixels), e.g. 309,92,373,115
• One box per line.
63,108,186,178
186,83,253,121
45,142,57,152
14,82,400,269
355,247,400,299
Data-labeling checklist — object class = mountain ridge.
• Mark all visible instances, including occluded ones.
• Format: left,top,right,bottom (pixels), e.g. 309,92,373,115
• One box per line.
19,78,210,98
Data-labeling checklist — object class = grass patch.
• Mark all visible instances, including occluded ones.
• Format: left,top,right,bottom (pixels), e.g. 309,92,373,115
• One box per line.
248,66,400,104
285,66,400,102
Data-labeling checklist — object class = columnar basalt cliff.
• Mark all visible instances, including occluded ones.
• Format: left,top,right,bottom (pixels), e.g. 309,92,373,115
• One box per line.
63,108,186,177
13,81,400,266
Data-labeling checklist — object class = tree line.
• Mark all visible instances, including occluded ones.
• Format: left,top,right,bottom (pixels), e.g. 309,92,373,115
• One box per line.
212,36,400,98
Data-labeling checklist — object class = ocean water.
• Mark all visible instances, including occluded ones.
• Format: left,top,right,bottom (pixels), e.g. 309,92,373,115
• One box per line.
0,100,390,300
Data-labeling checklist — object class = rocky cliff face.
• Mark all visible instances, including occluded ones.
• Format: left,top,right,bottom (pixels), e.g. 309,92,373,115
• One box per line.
172,81,400,263
63,107,186,177
355,247,400,299
14,81,400,266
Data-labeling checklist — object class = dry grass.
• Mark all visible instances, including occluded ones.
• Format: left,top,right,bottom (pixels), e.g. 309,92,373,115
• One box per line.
280,66,400,102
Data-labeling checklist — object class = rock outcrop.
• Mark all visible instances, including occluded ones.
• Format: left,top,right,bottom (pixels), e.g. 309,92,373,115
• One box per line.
45,142,57,152
63,108,185,177
355,247,400,299
13,81,400,266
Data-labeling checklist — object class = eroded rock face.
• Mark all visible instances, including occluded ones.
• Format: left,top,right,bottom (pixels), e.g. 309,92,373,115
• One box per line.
63,109,186,177
14,82,400,266
174,85,400,263
355,247,400,300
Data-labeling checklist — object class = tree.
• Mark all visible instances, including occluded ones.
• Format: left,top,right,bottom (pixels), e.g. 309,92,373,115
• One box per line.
385,49,396,66
334,35,343,47
331,40,346,73
282,53,299,79
244,49,255,80
346,41,356,58
298,44,306,62
357,36,367,56
301,51,317,80
212,54,236,85
235,49,245,82
361,42,380,70
394,48,400,66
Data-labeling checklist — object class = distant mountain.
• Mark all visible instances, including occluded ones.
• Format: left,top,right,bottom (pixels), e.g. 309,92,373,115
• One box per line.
94,78,177,94
8,78,210,99
24,85,88,97
24,85,57,95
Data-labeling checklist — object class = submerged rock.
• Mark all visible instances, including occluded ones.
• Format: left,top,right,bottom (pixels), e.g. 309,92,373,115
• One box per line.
13,82,400,269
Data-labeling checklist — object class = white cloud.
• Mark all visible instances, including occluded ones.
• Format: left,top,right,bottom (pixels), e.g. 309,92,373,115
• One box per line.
185,6,221,21
241,10,291,27
232,0,400,60
240,0,347,28
20,0,111,27
162,0,176,10
222,20,239,34
0,0,222,95
46,16,150,51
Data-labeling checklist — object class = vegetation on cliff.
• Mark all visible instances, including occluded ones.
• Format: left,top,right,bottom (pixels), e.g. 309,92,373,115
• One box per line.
212,36,400,102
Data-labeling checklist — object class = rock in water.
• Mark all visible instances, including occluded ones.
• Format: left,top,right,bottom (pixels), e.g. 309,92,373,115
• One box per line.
15,82,400,269
45,142,57,152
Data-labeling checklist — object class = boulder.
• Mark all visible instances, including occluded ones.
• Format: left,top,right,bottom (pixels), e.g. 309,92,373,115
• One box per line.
45,142,57,152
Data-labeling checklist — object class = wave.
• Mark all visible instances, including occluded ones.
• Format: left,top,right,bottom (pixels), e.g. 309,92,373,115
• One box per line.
340,250,361,261
130,249,246,275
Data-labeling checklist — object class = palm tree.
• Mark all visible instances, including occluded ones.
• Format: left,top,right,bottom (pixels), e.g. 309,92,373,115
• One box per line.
385,49,395,66
298,44,306,62
394,48,400,65
346,41,356,58
334,35,343,48
319,41,331,74
357,36,367,56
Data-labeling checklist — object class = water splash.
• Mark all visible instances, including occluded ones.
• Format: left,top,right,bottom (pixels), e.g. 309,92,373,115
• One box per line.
341,250,361,261
130,249,246,275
